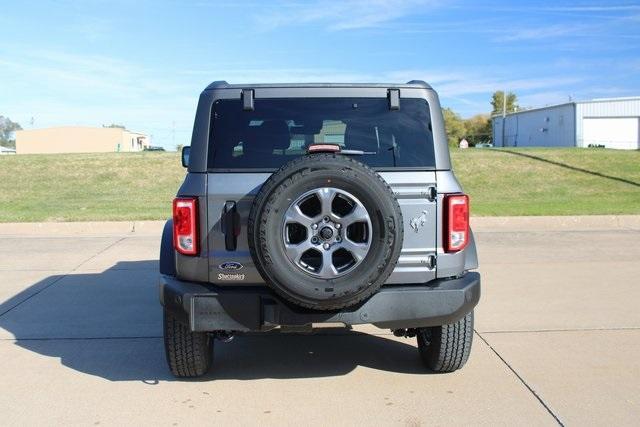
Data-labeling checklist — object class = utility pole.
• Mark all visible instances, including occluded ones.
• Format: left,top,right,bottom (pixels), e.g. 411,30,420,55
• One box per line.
501,90,507,147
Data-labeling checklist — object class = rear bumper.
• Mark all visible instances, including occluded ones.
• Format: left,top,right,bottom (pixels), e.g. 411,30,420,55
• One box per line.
160,272,480,332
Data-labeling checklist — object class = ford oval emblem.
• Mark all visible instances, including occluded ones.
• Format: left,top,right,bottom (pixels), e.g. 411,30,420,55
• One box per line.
219,261,244,271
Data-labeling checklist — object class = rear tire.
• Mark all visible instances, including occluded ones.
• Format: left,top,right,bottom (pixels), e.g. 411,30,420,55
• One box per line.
417,311,474,372
163,310,213,378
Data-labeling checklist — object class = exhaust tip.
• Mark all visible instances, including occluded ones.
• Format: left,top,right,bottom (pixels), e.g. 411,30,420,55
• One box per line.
215,331,235,342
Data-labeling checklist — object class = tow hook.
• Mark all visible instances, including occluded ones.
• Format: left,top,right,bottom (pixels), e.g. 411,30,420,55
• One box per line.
392,328,417,338
214,331,235,342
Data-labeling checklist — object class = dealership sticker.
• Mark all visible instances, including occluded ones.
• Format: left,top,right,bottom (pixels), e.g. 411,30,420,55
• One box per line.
218,273,245,281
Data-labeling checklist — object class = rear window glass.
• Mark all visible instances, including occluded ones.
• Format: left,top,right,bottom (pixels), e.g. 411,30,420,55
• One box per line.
208,97,435,170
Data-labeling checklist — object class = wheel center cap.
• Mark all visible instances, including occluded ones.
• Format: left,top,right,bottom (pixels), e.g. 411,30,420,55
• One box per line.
319,226,334,240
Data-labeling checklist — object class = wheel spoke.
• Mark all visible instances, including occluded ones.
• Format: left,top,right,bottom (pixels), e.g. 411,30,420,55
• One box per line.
284,204,314,227
318,249,337,278
317,188,338,218
284,240,314,262
340,238,369,261
342,204,369,226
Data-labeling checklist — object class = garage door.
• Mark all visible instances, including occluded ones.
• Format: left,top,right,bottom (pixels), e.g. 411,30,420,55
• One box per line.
583,117,639,150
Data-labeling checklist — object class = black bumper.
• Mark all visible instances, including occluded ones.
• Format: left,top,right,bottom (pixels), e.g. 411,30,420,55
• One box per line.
160,272,480,332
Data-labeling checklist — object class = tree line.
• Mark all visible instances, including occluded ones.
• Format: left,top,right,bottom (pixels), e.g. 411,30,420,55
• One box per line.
443,91,519,147
0,116,22,149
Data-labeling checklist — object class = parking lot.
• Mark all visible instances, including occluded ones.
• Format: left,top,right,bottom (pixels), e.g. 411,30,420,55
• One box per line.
1,217,639,426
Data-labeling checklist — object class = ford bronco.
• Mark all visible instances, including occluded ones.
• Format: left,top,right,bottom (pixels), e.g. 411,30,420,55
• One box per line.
159,81,480,377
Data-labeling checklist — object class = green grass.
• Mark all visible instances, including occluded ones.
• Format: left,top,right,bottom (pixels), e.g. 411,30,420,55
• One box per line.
0,152,185,222
452,148,640,216
0,148,638,222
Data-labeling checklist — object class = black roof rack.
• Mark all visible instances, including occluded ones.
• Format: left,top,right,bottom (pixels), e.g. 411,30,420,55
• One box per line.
204,81,432,91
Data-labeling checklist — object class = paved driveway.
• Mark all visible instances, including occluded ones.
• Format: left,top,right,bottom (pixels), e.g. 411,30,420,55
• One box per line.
0,218,638,426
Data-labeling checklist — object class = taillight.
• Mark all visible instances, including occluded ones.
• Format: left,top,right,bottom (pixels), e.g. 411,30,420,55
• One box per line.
444,194,469,252
173,197,198,255
307,143,341,153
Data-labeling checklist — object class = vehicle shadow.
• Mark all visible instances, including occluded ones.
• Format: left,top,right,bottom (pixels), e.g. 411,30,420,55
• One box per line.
0,260,430,382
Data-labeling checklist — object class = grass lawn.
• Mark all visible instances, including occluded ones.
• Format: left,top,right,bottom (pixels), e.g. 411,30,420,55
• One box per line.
452,148,640,216
0,152,185,222
0,148,639,222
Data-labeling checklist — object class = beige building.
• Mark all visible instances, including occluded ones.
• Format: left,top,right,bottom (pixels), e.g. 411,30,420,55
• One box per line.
15,126,149,154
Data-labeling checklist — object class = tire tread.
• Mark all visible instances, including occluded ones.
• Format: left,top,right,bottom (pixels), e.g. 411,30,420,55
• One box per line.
417,311,474,372
163,311,213,378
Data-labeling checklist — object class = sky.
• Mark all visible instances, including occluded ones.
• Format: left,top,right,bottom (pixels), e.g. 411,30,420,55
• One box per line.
1,0,639,149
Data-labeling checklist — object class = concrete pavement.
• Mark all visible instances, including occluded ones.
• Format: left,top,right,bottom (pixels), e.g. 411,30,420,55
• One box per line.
0,217,639,425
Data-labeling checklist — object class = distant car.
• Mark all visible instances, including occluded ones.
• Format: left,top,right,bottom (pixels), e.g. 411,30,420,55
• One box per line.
144,146,165,151
0,146,16,155
475,142,493,148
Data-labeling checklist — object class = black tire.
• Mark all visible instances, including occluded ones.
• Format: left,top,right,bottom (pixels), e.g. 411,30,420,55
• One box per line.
248,153,403,311
163,310,213,378
417,311,474,372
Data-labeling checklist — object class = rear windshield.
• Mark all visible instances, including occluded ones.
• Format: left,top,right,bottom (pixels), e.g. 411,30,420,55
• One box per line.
207,97,435,170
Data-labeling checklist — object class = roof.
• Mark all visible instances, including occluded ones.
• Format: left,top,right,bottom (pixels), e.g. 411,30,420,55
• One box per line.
204,80,432,91
578,96,640,104
15,126,147,136
492,102,574,118
492,95,640,119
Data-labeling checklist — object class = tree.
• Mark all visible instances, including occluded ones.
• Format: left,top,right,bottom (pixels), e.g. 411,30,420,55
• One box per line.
0,115,22,149
442,107,466,147
490,91,519,116
464,114,492,145
103,123,126,129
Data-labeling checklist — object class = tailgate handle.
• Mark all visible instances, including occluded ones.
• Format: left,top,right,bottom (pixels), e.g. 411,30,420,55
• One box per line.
222,201,240,251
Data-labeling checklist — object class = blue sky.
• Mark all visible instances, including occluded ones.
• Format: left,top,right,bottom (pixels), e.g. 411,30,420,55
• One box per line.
1,0,639,149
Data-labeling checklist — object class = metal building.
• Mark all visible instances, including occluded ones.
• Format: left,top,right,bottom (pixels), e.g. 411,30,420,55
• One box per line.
492,97,640,150
15,126,149,154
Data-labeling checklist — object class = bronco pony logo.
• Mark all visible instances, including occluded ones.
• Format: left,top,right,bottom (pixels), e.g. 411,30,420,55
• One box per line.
409,210,429,233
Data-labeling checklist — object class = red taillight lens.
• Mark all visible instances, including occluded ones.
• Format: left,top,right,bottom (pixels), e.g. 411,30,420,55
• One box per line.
173,197,198,255
444,194,469,252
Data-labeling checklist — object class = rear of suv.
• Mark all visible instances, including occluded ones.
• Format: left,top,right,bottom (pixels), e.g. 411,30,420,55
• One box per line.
159,81,480,378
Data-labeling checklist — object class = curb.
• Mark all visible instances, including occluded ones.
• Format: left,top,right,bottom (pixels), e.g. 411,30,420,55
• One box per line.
471,215,640,232
0,221,166,237
0,216,639,237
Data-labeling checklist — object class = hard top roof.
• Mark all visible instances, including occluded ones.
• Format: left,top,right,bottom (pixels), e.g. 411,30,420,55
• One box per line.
204,80,432,91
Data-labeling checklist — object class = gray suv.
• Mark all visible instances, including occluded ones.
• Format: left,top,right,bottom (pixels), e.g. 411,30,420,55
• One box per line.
159,81,480,378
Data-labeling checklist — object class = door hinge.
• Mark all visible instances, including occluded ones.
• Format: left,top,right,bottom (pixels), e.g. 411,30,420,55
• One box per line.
427,255,436,270
427,186,437,202
388,88,400,110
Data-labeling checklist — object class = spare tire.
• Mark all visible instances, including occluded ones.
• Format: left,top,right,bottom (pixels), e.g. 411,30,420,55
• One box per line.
248,153,403,310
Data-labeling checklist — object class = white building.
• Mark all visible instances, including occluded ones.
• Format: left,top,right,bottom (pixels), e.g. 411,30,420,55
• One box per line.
492,97,640,150
15,127,149,154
